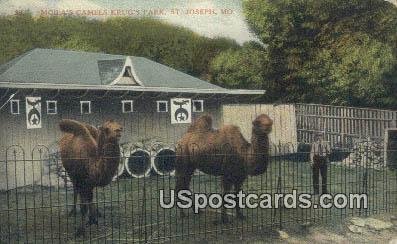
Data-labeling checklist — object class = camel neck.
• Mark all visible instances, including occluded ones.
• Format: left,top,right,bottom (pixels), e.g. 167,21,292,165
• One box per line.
99,140,120,157
249,130,269,176
251,131,269,153
97,132,120,157
95,141,120,186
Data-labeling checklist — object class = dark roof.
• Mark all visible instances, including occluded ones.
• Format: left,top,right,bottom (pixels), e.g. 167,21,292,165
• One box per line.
0,48,265,95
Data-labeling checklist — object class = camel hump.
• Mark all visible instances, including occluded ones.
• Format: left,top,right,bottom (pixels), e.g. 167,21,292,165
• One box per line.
59,119,91,138
188,114,213,132
84,123,99,140
222,124,241,133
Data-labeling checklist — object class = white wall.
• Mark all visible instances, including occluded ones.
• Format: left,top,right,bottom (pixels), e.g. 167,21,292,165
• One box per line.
222,104,298,148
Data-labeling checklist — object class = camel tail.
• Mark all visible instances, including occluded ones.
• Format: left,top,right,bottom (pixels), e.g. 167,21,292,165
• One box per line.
59,119,90,137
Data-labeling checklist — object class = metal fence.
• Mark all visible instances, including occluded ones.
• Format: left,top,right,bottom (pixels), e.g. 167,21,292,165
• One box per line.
296,103,397,147
1,143,396,243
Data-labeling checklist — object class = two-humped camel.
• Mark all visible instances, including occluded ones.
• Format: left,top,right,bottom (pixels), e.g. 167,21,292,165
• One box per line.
59,119,123,236
175,114,273,222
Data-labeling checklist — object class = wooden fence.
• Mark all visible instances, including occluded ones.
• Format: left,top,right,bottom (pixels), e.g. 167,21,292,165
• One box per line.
296,103,397,147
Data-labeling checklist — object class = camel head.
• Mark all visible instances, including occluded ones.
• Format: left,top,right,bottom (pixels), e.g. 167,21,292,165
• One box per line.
252,114,273,135
248,114,272,176
99,120,123,143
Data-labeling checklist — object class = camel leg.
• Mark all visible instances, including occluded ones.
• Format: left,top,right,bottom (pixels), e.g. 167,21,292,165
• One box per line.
89,189,103,219
86,189,99,225
234,178,245,220
175,167,194,218
68,186,78,217
75,189,89,237
220,176,233,224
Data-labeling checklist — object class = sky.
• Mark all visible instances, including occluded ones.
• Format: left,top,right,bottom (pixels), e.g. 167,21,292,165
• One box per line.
0,0,256,44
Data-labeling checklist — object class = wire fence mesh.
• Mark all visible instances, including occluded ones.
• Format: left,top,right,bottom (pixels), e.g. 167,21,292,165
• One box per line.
0,143,396,243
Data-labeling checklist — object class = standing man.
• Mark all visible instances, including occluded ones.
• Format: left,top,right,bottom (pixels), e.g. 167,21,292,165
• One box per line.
310,133,331,195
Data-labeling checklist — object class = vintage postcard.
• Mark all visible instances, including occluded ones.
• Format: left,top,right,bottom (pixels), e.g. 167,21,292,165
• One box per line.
0,0,396,243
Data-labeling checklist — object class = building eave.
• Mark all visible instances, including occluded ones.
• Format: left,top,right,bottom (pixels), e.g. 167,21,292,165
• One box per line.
0,82,266,95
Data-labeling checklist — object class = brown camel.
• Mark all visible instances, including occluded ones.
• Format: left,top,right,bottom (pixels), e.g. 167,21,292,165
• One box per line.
59,119,123,236
175,114,273,223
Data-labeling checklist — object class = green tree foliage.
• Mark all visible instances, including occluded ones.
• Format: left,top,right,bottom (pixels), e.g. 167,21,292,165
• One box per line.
239,0,397,108
0,13,239,80
327,33,395,106
210,41,282,101
55,35,101,52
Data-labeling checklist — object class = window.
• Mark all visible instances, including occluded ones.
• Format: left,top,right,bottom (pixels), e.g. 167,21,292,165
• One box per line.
122,100,134,113
46,101,57,114
10,100,20,114
157,101,168,112
80,101,91,114
123,66,132,77
193,100,204,112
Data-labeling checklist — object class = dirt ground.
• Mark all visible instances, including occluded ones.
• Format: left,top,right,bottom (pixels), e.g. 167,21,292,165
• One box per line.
211,213,397,244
